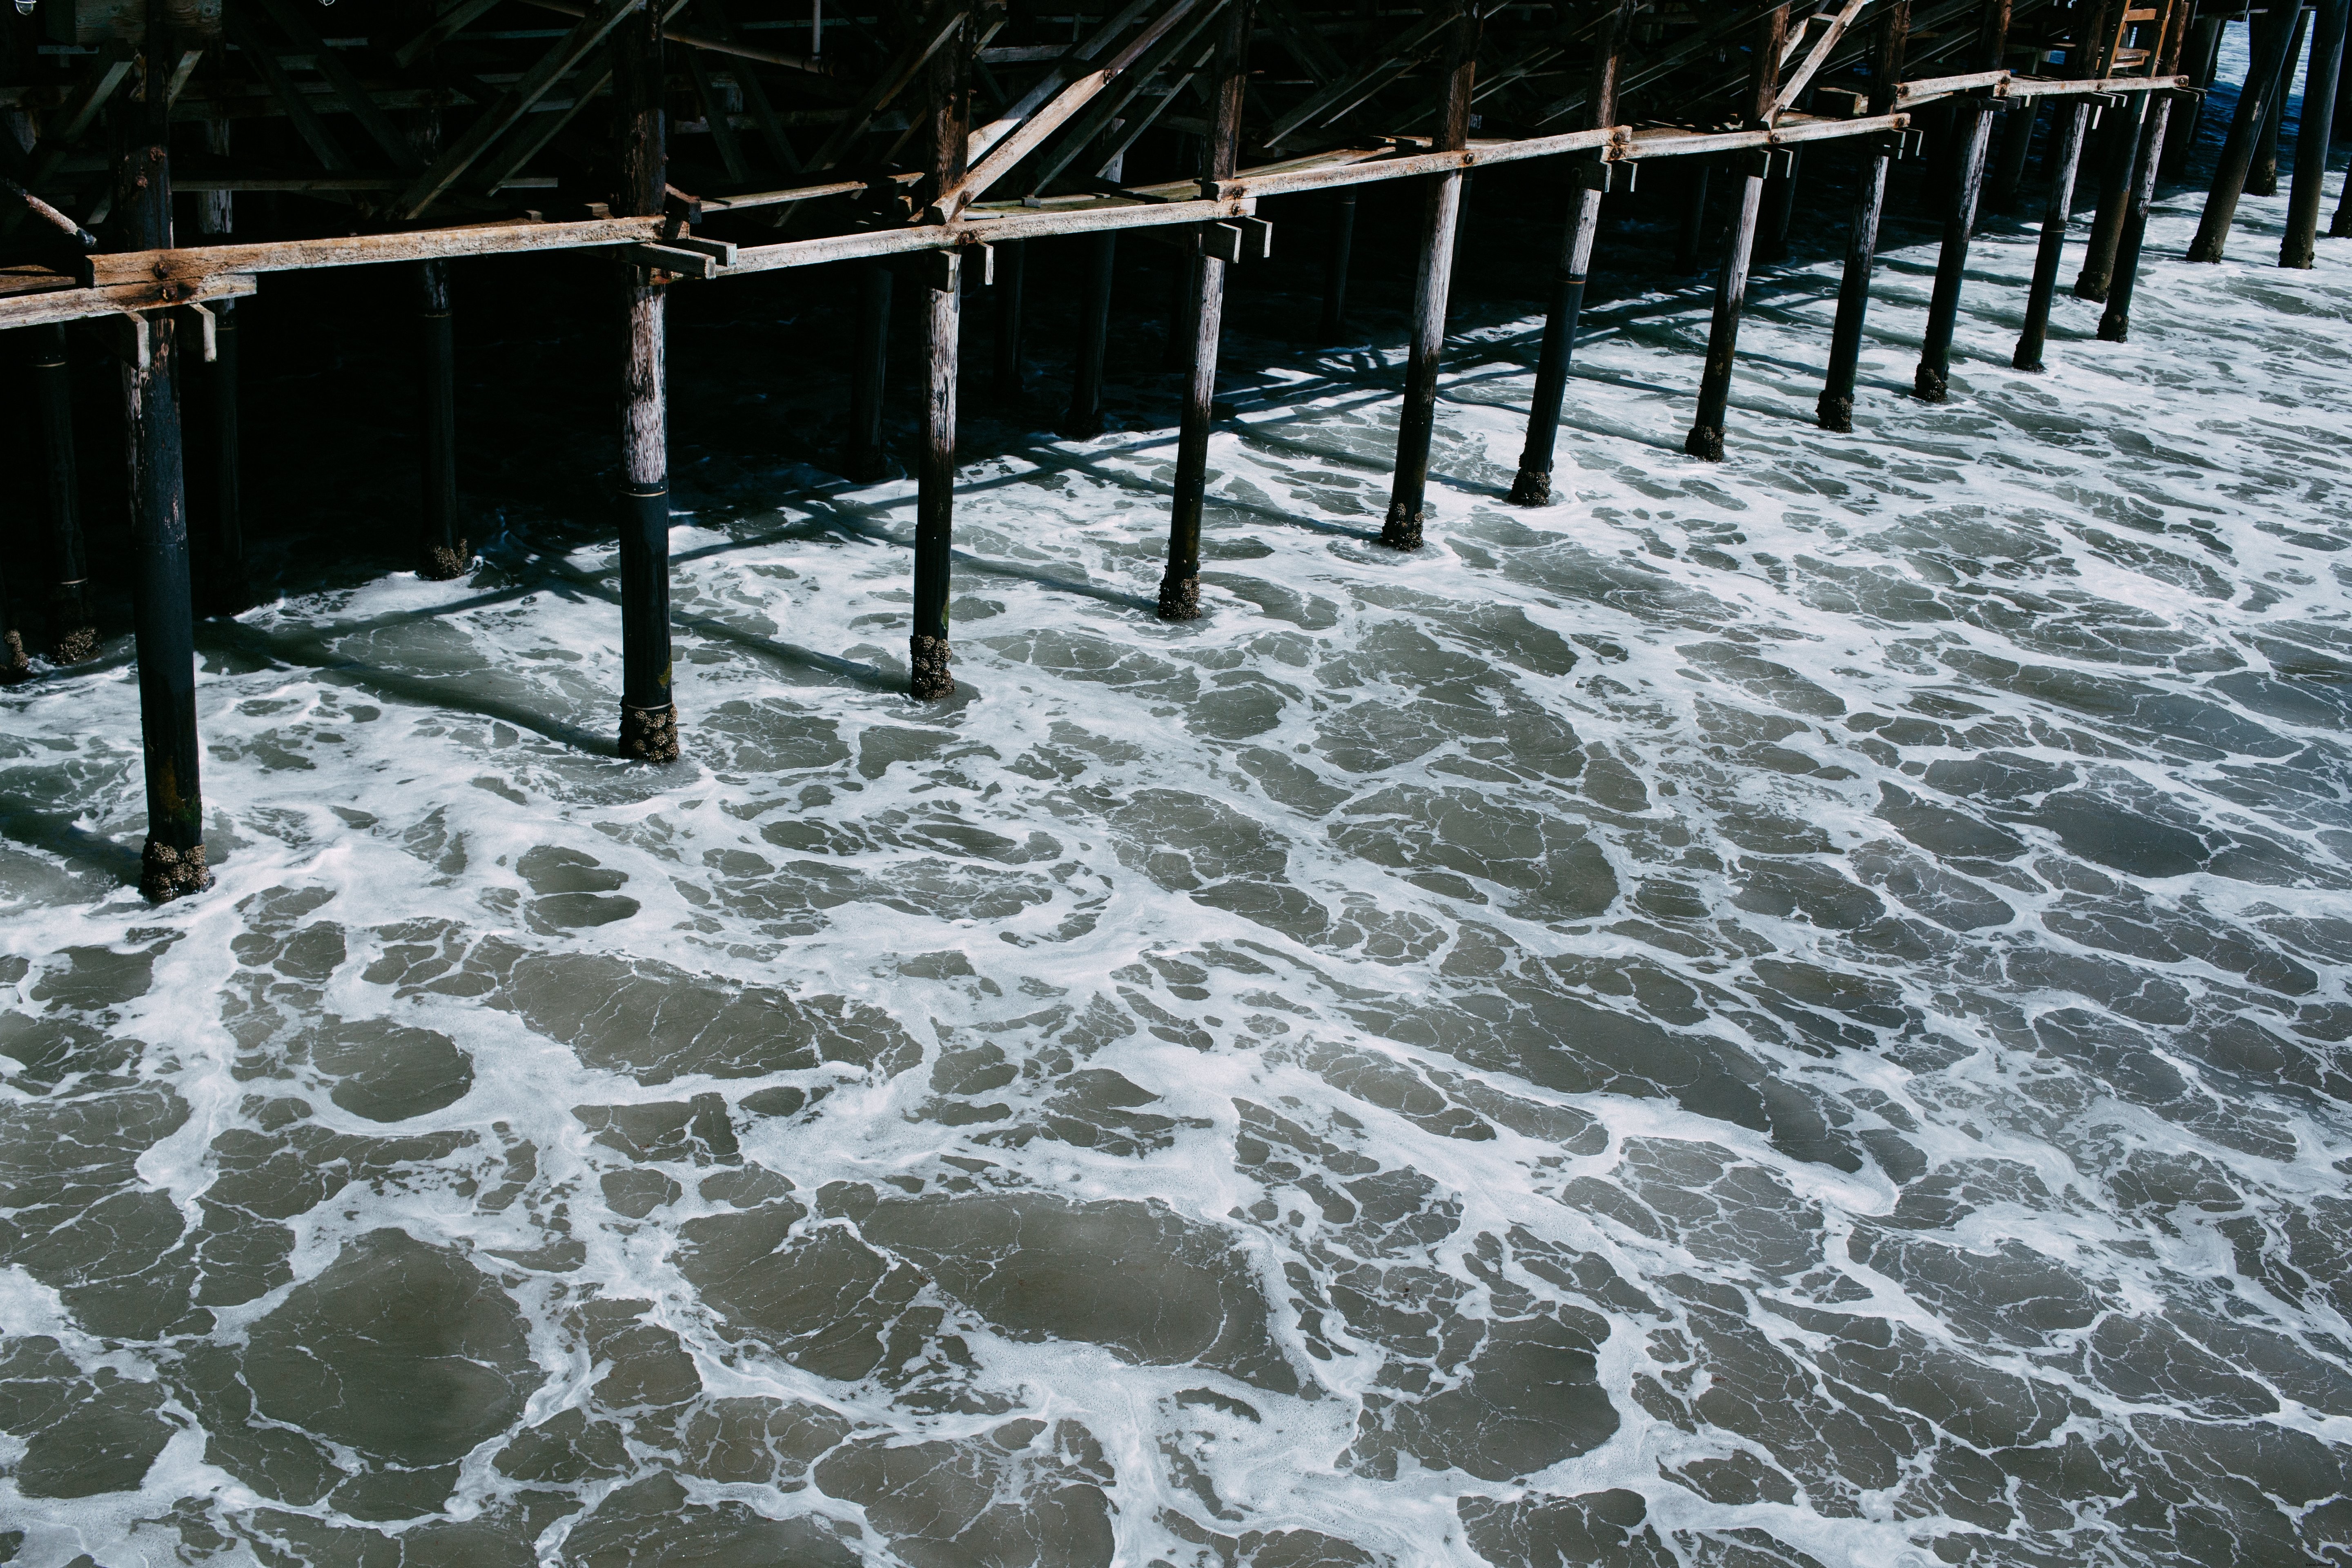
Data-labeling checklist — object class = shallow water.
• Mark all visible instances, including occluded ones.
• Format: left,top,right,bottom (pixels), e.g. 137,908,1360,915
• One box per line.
9,60,2352,1568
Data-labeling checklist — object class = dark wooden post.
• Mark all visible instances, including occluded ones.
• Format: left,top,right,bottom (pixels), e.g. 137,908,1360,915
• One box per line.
911,5,971,699
613,0,677,761
1321,188,1356,340
1509,0,1633,505
1062,148,1120,439
2013,100,2091,369
2189,4,2303,261
993,239,1026,396
120,0,206,901
2163,13,2225,177
2285,0,2349,265
1986,98,2038,213
1758,147,1803,263
1160,0,1253,620
849,262,893,478
1914,0,2011,403
1381,3,1480,549
2247,4,2311,197
1818,0,1910,431
1684,3,1787,461
31,326,97,663
2100,0,2197,339
193,120,251,614
416,260,467,577
1674,158,1712,272
0,530,26,684
2074,95,2143,299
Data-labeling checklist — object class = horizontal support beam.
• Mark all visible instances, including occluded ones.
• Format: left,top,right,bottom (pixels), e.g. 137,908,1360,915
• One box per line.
0,272,258,330
723,196,1258,275
1899,69,2191,105
77,215,666,287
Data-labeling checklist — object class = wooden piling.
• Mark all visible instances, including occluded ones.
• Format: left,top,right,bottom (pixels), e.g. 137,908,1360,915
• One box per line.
2247,4,2311,198
2163,14,2225,178
193,123,250,615
1674,159,1713,272
1684,3,1788,461
2012,100,2091,370
118,6,206,901
1062,149,1121,441
1818,0,1910,433
2100,1,2196,340
1381,3,1481,550
849,262,894,479
30,326,97,664
613,0,677,761
1914,1,2011,402
1160,0,1254,621
1986,98,2038,214
0,533,26,684
1509,0,1633,506
416,260,467,579
1758,147,1802,264
911,5,971,699
2073,96,2144,300
1321,188,1356,341
2286,0,2349,266
2189,4,2303,263
993,239,1026,396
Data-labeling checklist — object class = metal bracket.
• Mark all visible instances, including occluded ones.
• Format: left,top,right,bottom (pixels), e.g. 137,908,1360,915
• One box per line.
180,300,218,362
1234,216,1273,260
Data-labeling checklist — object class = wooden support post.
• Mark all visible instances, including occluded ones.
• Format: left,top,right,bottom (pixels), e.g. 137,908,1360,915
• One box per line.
2247,4,2311,197
1381,4,1481,549
1063,231,1116,438
2189,4,2303,262
1161,0,1254,620
2074,95,2144,299
2163,14,2224,177
1675,158,1713,272
993,239,1026,396
119,7,206,902
849,262,893,478
612,0,677,761
193,120,250,616
911,6,971,700
0,519,26,683
1321,188,1356,341
1684,3,1788,461
1986,97,2038,213
31,326,97,664
1914,0,2011,402
1759,147,1803,263
417,260,467,577
1164,243,1198,372
1818,0,1909,432
2013,100,2090,370
2102,2,2197,337
2286,0,2349,265
1510,0,1633,505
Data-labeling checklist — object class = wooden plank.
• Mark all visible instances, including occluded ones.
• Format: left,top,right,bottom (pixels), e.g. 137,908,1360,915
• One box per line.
0,272,258,330
81,215,665,287
395,0,646,219
1773,0,1873,119
2004,71,2187,96
725,195,1256,275
1022,0,1232,194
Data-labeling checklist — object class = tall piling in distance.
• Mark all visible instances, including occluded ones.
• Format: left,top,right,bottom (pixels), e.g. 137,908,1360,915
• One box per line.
1684,2,1787,461
416,260,466,578
994,240,1027,396
2286,0,2350,265
910,5,971,699
2189,4,2303,262
1063,149,1121,440
1381,2,1481,549
120,0,206,901
1674,159,1712,272
1160,0,1255,621
2164,12,2225,178
1986,98,2038,214
2099,0,2196,341
2246,4,2311,198
1758,148,1802,263
849,263,894,477
2074,54,2142,298
194,121,251,613
1509,0,1634,505
1321,189,1356,341
613,0,679,761
2014,97,2091,370
1820,0,1911,432
1914,0,2010,403
31,326,96,664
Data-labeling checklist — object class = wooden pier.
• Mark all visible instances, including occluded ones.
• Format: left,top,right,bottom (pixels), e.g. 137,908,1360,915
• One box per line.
0,0,2315,901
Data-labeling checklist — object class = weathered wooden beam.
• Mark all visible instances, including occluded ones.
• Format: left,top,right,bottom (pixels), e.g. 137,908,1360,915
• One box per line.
1820,0,1909,431
726,192,1253,272
79,216,662,287
612,0,678,762
1382,3,1478,549
1161,0,1253,621
2187,2,2301,262
1510,0,1633,507
1773,0,1873,118
2011,99,2087,371
969,0,1158,160
2285,0,2348,266
1017,0,1229,200
396,0,645,220
2099,0,2196,338
911,3,972,701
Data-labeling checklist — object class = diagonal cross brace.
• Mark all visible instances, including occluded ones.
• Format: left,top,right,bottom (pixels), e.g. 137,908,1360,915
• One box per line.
1773,0,1875,120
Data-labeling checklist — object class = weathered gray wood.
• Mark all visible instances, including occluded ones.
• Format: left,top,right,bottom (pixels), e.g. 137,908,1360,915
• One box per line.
1914,97,1994,401
912,5,971,700
1820,0,1911,430
1161,0,1252,621
2013,99,2088,370
1383,4,1479,549
1686,3,1790,460
612,0,678,762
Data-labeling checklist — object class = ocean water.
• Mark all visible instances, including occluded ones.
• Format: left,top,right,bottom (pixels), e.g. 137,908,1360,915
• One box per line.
9,53,2352,1568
